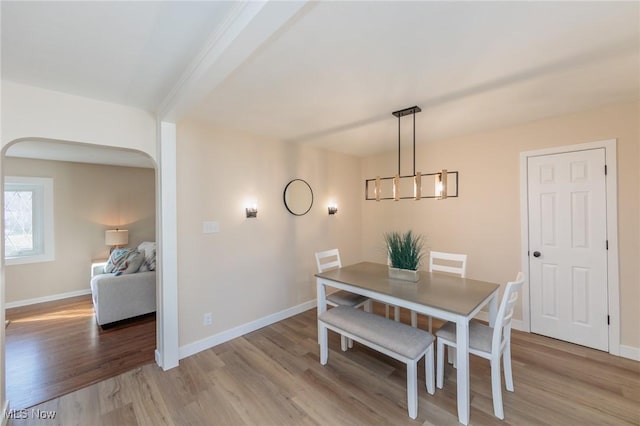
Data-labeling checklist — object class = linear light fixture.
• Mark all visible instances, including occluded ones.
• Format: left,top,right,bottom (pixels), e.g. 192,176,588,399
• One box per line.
365,106,458,201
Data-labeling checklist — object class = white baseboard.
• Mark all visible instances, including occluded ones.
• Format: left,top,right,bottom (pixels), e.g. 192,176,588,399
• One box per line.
154,349,161,368
2,399,9,426
178,301,638,362
476,313,640,361
619,345,640,361
179,299,317,360
5,289,92,309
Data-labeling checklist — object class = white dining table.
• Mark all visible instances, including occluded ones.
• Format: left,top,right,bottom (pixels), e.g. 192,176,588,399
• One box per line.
315,262,500,425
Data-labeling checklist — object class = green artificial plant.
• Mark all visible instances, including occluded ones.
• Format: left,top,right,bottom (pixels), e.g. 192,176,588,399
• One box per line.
384,230,425,271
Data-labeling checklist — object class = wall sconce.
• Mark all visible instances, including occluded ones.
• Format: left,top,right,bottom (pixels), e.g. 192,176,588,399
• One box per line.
328,202,338,215
105,228,128,253
245,203,258,218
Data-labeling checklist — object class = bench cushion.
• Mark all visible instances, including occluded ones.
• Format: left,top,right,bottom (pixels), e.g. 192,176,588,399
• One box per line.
327,290,368,307
319,306,434,360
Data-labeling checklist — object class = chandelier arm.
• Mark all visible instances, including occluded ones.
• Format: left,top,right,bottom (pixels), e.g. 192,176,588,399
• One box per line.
397,114,401,176
413,110,416,176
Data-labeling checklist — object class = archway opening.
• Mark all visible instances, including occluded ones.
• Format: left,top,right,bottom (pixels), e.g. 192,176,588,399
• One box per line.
2,137,161,409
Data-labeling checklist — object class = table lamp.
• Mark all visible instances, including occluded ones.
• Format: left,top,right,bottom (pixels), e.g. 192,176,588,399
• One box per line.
105,229,128,253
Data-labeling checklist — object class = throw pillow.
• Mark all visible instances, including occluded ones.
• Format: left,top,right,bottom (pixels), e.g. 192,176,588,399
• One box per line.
117,250,145,275
104,248,145,276
138,242,156,272
137,241,155,257
138,248,156,272
104,248,131,273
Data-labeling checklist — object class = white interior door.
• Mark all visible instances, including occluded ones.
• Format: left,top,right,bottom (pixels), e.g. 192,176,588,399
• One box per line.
528,148,608,351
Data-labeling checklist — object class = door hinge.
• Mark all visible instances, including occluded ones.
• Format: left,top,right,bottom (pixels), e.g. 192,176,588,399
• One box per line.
606,240,609,250
604,165,608,175
607,315,610,325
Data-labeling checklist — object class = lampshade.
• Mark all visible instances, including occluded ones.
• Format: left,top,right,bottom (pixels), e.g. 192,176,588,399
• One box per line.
105,229,128,246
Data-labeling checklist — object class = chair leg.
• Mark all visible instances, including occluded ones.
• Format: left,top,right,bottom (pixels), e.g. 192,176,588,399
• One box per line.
447,346,458,368
341,335,348,351
491,356,504,419
436,339,445,389
425,344,435,395
320,324,328,365
407,360,418,419
394,306,400,322
385,304,390,319
348,337,354,349
448,347,456,366
504,344,514,392
364,300,372,312
428,316,433,333
411,311,418,327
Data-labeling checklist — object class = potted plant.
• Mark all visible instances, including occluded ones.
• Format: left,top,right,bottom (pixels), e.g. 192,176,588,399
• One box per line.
384,230,424,282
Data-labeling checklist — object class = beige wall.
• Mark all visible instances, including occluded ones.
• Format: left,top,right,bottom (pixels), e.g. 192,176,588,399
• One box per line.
0,81,158,412
1,81,157,160
361,100,639,348
176,119,362,346
3,158,156,303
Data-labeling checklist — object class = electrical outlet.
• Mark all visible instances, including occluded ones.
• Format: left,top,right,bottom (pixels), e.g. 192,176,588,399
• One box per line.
203,312,213,326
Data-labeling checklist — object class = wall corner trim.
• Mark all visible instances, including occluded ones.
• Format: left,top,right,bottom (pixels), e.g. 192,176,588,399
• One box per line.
2,399,9,426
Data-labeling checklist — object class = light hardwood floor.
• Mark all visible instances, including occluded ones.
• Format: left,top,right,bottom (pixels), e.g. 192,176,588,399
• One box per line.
9,305,639,425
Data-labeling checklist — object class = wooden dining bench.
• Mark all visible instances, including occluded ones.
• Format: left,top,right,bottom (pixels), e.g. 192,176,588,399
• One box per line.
318,305,435,419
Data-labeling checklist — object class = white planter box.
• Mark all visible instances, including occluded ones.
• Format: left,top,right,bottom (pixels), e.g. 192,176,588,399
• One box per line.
388,267,419,282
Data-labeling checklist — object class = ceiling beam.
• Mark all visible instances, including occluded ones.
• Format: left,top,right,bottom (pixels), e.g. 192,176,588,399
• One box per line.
158,0,310,122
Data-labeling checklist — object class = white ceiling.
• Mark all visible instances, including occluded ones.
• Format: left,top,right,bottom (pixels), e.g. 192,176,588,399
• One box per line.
1,1,237,111
2,1,638,163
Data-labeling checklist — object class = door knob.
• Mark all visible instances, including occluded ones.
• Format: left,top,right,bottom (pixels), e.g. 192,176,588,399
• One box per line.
533,251,541,258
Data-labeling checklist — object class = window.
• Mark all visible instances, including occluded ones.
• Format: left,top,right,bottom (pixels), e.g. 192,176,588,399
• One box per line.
4,176,54,265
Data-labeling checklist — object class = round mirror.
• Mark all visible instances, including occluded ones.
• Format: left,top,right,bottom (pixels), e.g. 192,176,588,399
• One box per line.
283,179,313,216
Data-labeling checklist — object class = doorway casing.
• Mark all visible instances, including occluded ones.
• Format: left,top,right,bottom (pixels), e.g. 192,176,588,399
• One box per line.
519,139,620,355
0,134,180,371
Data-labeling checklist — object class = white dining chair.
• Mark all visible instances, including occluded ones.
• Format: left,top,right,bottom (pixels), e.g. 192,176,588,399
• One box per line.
411,251,468,331
435,272,525,420
315,249,371,350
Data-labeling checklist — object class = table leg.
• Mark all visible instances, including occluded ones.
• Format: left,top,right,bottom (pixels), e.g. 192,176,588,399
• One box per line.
456,317,470,425
488,290,499,327
317,279,327,344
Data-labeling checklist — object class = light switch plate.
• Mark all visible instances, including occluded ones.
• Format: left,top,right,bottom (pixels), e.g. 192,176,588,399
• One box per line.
202,221,220,234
